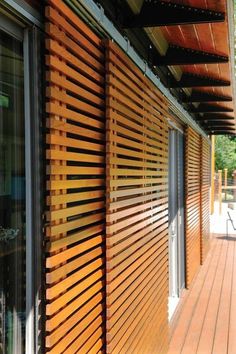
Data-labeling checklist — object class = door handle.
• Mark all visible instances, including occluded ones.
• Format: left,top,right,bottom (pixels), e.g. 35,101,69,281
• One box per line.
171,233,177,240
171,222,176,235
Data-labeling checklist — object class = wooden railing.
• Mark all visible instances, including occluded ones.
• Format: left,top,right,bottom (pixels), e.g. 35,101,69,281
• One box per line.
218,169,236,214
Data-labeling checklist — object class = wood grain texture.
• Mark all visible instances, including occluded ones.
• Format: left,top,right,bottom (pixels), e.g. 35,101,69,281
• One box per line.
185,129,211,288
200,137,211,264
105,39,169,354
45,1,105,352
185,127,201,288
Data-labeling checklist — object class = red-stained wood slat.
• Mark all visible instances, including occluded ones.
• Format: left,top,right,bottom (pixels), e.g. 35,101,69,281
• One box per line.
105,39,169,354
200,137,211,263
185,127,201,288
45,1,105,352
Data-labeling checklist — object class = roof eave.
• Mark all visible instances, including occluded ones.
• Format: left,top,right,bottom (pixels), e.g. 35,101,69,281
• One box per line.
226,0,236,128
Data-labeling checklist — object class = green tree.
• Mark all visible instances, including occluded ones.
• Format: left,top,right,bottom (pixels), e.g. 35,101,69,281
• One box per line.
215,135,236,177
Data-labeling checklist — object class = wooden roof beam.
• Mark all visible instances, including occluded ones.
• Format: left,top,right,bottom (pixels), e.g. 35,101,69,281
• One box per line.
123,1,225,28
154,45,228,66
183,91,232,103
168,73,230,88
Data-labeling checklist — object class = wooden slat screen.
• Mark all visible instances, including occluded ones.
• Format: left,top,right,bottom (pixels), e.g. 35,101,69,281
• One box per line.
185,127,201,288
105,40,169,354
45,0,105,352
200,137,211,264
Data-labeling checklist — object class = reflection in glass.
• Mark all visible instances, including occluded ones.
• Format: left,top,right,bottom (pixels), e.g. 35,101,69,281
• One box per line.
0,29,25,353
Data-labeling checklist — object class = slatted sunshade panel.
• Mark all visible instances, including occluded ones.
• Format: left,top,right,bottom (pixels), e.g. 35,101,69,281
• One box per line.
45,0,105,352
105,40,169,354
185,127,201,288
200,137,211,264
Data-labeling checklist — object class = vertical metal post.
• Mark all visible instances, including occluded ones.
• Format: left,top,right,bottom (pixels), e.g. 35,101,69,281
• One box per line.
218,170,222,215
24,28,34,354
210,135,215,214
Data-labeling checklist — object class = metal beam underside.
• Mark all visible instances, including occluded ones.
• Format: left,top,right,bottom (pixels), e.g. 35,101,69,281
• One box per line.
123,1,225,28
168,73,231,88
183,91,232,102
155,45,228,66
205,126,236,131
68,0,232,139
198,114,235,121
190,105,233,113
201,121,235,127
208,131,236,134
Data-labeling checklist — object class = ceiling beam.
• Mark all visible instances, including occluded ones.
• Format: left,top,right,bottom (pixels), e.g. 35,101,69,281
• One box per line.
183,91,232,103
123,1,225,28
190,105,233,113
205,126,236,132
201,121,235,127
197,114,235,120
205,126,236,130
154,45,228,66
168,73,231,88
208,131,236,135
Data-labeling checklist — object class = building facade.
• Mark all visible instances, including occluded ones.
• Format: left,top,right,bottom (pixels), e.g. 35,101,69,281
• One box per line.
0,0,235,353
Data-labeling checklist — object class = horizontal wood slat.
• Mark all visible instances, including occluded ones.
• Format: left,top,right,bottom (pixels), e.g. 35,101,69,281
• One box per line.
43,1,212,351
185,127,201,288
200,137,211,263
105,39,169,354
45,1,105,352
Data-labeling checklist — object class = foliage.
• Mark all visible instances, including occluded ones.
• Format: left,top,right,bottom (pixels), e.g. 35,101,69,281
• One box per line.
215,135,236,177
229,136,236,142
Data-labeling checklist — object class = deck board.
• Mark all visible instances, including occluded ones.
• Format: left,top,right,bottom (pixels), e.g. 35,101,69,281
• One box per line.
169,233,236,354
228,240,236,354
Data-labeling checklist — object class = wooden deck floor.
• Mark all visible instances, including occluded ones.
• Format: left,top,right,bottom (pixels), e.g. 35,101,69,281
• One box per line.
168,232,236,354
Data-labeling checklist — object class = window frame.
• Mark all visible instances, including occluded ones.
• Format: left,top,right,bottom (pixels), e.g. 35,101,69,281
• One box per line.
0,3,43,353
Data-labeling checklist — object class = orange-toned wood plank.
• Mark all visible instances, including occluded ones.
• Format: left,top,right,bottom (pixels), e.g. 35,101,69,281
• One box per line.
181,239,224,354
47,179,105,191
48,0,103,47
46,293,104,347
168,239,219,354
106,39,169,354
228,241,236,354
46,5,102,58
46,212,105,237
46,102,104,130
46,71,104,105
46,38,104,83
211,240,234,354
45,2,105,351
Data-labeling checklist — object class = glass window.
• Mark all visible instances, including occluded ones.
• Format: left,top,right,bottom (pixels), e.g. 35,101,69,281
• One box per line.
0,28,25,353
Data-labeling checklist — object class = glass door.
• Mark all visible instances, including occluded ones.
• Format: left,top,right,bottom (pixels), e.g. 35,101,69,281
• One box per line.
0,25,25,354
168,129,185,320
